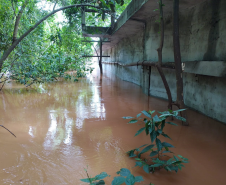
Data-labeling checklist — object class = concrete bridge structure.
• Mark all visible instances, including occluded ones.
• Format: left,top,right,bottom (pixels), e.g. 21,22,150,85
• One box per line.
83,0,226,124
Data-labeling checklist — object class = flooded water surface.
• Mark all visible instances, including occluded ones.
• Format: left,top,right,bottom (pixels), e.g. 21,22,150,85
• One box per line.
0,71,226,185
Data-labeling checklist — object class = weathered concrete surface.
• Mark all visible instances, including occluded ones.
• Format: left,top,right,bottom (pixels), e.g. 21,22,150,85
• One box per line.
184,61,226,77
183,73,226,122
144,0,226,62
100,0,226,124
83,0,208,49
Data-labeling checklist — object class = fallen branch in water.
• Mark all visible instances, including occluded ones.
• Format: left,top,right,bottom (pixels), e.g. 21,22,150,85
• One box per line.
0,125,16,137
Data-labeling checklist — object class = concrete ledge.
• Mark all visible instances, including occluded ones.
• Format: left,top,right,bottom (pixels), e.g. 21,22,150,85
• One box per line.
184,61,226,77
112,0,149,35
82,26,111,37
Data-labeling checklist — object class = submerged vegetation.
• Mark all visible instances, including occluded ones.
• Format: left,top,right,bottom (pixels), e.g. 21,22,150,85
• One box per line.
80,109,188,184
81,167,145,185
124,109,189,173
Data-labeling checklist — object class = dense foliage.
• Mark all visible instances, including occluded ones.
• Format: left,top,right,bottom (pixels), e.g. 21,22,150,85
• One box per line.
0,0,131,89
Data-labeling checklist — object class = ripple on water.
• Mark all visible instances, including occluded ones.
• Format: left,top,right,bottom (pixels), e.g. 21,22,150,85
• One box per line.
1,73,226,185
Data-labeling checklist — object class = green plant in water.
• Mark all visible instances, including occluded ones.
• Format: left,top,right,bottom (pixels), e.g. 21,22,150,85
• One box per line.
80,167,109,185
123,109,189,173
80,168,144,185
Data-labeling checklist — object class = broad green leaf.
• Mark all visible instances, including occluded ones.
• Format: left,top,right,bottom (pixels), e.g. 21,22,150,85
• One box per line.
135,161,143,167
172,161,182,165
162,142,174,148
143,165,149,173
141,110,152,118
136,113,142,118
152,158,165,165
150,130,157,143
166,158,174,165
162,150,172,154
122,116,134,119
156,138,163,151
166,122,178,126
128,119,138,124
161,120,165,130
149,125,153,134
138,145,154,158
173,155,179,161
164,166,172,171
168,165,179,173
135,127,145,137
178,164,182,170
168,109,173,113
153,115,161,122
173,109,187,113
178,155,189,161
181,160,189,163
157,129,162,134
95,172,110,180
143,118,148,124
150,163,162,168
117,168,131,177
159,111,170,115
81,177,95,183
174,116,186,122
127,150,136,157
161,132,171,140
125,174,135,185
112,176,125,185
135,176,144,182
150,151,158,157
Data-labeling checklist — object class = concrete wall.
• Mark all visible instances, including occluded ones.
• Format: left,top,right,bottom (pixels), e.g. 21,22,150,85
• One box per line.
102,0,226,124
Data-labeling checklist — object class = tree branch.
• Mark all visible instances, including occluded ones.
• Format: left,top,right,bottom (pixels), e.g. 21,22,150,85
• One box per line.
53,0,58,11
156,0,173,110
12,0,28,43
0,3,101,72
157,0,164,66
0,125,16,137
11,0,17,17
173,0,188,125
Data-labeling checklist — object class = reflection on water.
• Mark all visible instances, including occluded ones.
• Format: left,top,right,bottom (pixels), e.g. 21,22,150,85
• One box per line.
42,79,106,151
0,73,111,185
0,69,226,185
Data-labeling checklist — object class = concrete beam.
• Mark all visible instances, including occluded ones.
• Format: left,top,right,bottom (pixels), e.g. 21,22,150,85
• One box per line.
82,26,111,37
184,61,226,77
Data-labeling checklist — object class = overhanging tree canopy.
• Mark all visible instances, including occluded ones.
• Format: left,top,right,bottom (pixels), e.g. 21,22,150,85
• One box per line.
0,0,128,88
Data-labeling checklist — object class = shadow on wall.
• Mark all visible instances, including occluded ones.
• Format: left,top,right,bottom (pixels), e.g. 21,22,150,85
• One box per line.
203,0,220,60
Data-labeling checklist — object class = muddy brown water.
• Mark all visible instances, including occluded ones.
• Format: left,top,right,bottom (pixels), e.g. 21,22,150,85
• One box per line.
0,70,226,185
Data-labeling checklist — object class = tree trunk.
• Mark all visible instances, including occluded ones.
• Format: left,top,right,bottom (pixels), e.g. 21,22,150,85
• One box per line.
12,0,28,43
156,0,173,110
173,0,188,125
0,3,100,72
99,38,103,75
